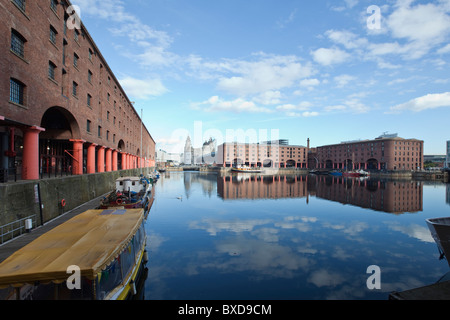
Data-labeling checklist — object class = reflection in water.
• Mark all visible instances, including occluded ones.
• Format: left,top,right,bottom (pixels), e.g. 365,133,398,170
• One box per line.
218,174,423,214
145,172,449,300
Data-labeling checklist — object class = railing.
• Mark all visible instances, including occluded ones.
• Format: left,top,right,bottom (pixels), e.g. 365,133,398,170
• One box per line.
0,215,37,245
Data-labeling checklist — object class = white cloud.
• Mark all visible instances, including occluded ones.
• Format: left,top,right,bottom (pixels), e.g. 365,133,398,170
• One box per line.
437,44,450,54
119,76,168,99
300,78,321,87
326,30,368,50
389,92,450,113
334,74,356,88
215,54,314,96
192,96,272,114
254,91,283,105
311,47,350,66
387,3,450,45
276,102,318,117
324,98,370,114
308,269,346,288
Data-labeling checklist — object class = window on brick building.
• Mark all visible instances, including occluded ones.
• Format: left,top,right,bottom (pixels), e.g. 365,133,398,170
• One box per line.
89,48,93,61
48,61,56,80
88,70,93,83
50,0,58,12
10,78,26,106
11,29,26,58
87,94,92,107
86,120,91,133
13,0,25,12
74,29,79,42
72,81,78,97
49,25,57,45
98,126,102,138
73,53,79,68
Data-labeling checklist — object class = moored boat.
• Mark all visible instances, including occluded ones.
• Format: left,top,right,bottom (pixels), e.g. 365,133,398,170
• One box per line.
99,176,152,216
329,170,343,176
231,167,262,173
426,217,450,267
0,209,148,300
342,171,361,177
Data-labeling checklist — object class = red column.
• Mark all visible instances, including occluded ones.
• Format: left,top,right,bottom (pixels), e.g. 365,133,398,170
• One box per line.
22,126,45,180
70,139,85,175
112,150,118,171
87,143,97,174
121,152,128,170
97,146,105,173
105,148,112,172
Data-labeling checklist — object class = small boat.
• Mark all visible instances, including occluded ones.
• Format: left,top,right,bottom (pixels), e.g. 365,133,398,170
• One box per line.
231,167,262,173
426,217,450,267
329,170,343,176
343,171,361,177
357,169,370,176
99,176,152,216
158,168,166,173
0,209,148,300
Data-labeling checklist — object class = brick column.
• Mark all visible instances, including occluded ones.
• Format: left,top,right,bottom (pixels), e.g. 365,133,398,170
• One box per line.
70,139,85,175
22,126,45,180
112,150,118,171
121,152,128,170
87,143,97,174
97,146,106,173
105,148,112,172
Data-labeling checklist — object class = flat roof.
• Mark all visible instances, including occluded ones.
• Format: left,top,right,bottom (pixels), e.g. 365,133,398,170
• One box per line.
0,209,144,288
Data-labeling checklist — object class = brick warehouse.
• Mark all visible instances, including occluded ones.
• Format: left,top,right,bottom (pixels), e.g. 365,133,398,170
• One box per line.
0,0,156,181
217,139,310,169
315,133,424,171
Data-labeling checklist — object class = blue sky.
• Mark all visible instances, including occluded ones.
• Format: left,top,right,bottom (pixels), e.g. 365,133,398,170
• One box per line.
72,0,450,154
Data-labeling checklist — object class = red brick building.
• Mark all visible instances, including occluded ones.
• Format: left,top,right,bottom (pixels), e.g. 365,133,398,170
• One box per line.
217,139,310,169
0,0,155,181
316,134,424,171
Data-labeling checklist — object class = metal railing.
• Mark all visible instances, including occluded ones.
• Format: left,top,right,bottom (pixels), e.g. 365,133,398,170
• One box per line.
0,215,37,245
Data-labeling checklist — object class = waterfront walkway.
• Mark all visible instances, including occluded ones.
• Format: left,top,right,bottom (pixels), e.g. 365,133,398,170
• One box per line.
0,193,108,264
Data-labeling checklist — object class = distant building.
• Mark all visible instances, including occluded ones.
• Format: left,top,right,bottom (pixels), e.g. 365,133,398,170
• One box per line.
201,138,217,165
217,139,310,168
316,133,424,171
156,149,182,166
184,136,193,165
446,141,450,169
184,136,217,165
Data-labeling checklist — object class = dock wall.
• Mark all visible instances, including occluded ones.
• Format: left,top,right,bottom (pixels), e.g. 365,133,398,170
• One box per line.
0,168,154,229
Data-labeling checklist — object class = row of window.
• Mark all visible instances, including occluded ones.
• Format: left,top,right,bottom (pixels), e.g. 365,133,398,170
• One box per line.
86,120,115,142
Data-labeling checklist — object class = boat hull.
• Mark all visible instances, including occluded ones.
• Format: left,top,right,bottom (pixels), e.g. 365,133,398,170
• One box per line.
426,217,450,267
231,168,262,173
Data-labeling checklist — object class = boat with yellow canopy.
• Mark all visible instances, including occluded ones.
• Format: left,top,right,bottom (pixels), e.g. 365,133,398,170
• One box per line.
0,208,148,300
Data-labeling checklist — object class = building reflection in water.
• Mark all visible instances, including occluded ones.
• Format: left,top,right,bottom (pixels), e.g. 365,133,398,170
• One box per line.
217,174,423,215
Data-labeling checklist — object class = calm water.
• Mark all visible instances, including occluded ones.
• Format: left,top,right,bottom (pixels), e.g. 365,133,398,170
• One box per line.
143,172,450,300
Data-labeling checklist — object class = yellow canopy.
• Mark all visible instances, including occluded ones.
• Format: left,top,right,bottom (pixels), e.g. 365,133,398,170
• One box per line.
0,209,144,288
